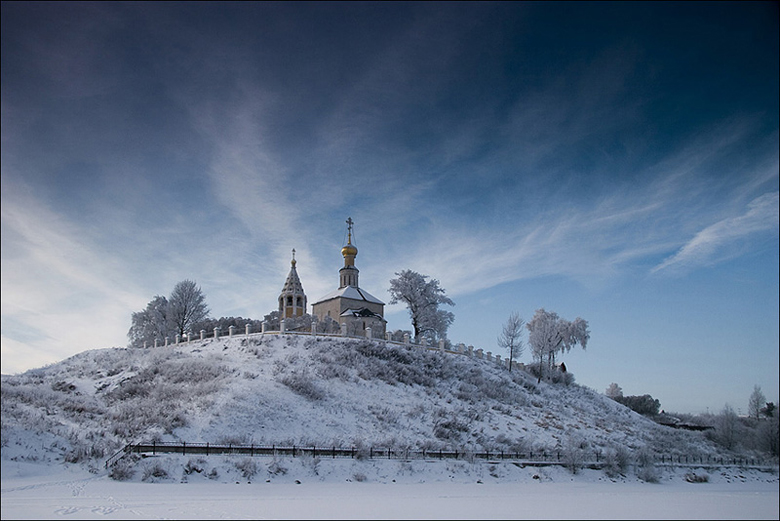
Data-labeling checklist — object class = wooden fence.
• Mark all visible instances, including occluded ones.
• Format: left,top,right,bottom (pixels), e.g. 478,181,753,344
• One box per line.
105,441,776,470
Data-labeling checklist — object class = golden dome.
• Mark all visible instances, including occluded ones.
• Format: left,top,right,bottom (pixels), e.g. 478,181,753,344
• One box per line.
341,242,358,257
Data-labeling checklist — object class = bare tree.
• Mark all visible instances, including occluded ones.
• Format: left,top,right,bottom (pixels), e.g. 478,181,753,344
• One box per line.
497,311,525,371
749,385,766,420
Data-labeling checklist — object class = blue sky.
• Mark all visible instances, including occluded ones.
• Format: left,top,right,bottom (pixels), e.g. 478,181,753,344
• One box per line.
2,2,777,414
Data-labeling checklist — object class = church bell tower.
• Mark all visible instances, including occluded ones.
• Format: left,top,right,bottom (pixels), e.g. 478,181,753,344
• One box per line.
339,217,359,288
278,249,307,319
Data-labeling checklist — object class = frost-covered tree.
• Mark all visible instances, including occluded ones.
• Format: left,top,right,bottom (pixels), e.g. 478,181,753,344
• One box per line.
388,270,455,342
127,295,170,348
526,308,589,383
168,280,210,337
497,311,525,371
605,382,623,399
714,404,740,450
128,280,211,347
748,385,766,420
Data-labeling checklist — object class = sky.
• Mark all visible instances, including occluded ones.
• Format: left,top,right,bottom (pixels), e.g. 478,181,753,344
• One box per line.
1,1,778,414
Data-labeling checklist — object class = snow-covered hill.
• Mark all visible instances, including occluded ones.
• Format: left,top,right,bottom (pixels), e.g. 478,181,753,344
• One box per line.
0,334,772,484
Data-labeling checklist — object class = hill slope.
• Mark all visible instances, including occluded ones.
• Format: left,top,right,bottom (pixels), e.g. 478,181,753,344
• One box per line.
0,334,754,481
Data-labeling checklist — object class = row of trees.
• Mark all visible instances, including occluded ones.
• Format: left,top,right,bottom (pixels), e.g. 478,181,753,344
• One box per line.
128,271,458,348
128,277,590,388
127,280,210,348
497,309,590,382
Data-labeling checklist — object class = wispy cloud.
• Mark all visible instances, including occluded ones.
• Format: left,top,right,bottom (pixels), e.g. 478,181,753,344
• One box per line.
652,191,779,274
0,181,146,373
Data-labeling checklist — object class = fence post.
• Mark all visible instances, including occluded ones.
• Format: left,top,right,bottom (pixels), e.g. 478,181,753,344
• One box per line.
365,327,372,339
214,327,219,339
176,334,181,344
341,323,347,336
187,332,192,343
229,325,236,337
312,323,317,335
404,333,410,344
200,329,206,340
246,323,252,335
165,336,169,346
154,338,159,348
262,321,268,333
280,319,286,335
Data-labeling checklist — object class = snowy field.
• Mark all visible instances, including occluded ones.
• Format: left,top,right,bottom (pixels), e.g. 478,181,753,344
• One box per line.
2,459,778,520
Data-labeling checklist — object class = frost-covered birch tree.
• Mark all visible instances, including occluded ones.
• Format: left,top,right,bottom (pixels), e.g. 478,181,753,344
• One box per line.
388,270,455,343
526,308,589,383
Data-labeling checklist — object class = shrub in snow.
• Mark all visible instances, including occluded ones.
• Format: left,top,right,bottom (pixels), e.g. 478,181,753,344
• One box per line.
267,457,288,476
684,472,709,483
352,472,367,482
109,457,137,481
561,436,587,474
234,457,258,479
183,458,206,475
603,445,631,478
635,447,661,483
433,415,470,442
142,462,170,482
278,371,325,401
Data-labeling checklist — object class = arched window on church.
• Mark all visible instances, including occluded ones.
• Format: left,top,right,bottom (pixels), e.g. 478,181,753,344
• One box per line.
287,296,293,306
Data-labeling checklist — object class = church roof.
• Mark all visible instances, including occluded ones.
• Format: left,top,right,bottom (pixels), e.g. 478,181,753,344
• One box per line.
312,285,384,306
281,251,305,294
282,266,304,293
340,307,386,321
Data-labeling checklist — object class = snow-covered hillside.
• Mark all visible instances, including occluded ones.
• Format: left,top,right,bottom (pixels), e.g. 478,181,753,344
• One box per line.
0,334,773,484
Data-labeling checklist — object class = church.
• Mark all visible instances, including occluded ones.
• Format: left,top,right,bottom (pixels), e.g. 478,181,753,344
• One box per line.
277,218,386,337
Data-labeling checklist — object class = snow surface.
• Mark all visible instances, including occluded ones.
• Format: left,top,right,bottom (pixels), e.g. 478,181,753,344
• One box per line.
2,333,778,519
2,459,778,520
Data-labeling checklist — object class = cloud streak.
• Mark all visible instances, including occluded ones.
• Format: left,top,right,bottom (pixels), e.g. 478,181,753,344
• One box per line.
652,191,779,274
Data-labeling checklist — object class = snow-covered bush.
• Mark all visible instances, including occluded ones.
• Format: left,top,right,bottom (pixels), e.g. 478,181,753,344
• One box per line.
635,447,660,483
277,370,325,401
684,472,709,483
603,445,631,478
142,461,170,482
561,436,587,474
108,457,137,481
234,457,258,479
